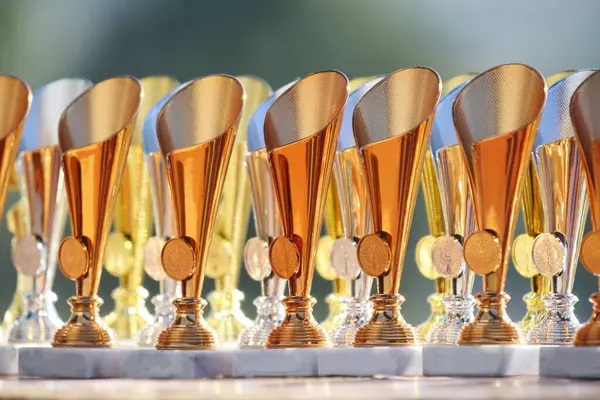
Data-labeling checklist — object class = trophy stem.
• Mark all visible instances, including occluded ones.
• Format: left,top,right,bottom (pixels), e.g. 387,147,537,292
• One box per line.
331,297,372,347
321,293,347,332
458,292,522,345
104,286,153,339
205,289,252,343
8,291,63,343
155,298,219,350
426,295,476,345
2,272,34,331
518,291,546,335
573,292,600,346
52,296,113,348
352,294,417,347
137,294,176,347
417,292,446,341
265,296,330,348
528,293,579,344
239,295,285,348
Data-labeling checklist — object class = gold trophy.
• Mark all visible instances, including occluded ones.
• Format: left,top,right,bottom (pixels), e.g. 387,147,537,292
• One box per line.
352,67,441,347
571,70,600,346
52,77,142,348
204,76,271,343
9,78,92,343
154,75,244,350
454,64,547,345
264,71,349,348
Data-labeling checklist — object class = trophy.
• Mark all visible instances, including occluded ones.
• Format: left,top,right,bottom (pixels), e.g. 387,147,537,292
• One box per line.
8,78,92,343
154,75,244,350
426,78,476,345
571,70,600,346
52,77,142,348
239,82,295,348
352,67,441,346
329,77,381,347
264,71,349,348
137,78,181,347
453,64,547,345
204,76,271,343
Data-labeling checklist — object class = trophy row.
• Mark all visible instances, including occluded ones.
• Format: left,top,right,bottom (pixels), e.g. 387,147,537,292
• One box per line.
1,63,600,351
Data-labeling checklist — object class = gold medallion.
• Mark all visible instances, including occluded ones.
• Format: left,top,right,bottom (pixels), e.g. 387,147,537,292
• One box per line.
580,231,600,275
357,232,392,278
316,235,337,280
103,232,134,277
511,234,538,278
431,235,464,278
204,234,232,279
531,232,565,277
161,237,196,281
415,234,438,280
463,230,502,275
269,236,300,280
58,236,90,280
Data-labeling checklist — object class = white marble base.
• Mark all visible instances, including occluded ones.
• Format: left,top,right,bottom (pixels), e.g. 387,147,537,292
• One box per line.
423,345,539,377
233,348,320,377
19,347,122,378
0,345,18,375
318,347,422,377
540,346,600,378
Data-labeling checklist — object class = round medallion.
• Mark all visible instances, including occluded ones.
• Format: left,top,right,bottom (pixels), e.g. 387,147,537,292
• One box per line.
511,234,537,278
104,232,134,277
244,237,271,281
357,232,392,277
330,237,361,281
580,231,600,275
431,235,465,278
532,232,565,277
269,236,300,280
12,234,47,277
143,236,167,281
463,230,502,275
204,234,232,279
58,236,90,280
316,235,337,280
161,236,196,281
415,234,438,280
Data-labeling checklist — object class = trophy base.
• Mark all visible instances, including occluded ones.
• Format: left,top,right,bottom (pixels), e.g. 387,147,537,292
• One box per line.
331,298,372,347
319,347,422,376
137,294,176,347
528,293,580,345
416,292,446,342
104,286,153,340
320,293,347,333
155,298,219,350
426,295,476,345
517,291,546,335
540,346,600,378
205,289,252,343
573,292,600,346
8,292,63,344
458,292,523,345
0,345,18,375
239,296,285,349
265,296,330,348
52,296,114,348
352,294,417,347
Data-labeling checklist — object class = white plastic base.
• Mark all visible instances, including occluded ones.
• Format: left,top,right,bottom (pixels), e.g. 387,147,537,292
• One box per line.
318,347,422,377
19,347,122,378
0,345,18,375
423,345,539,377
234,348,320,377
540,346,600,378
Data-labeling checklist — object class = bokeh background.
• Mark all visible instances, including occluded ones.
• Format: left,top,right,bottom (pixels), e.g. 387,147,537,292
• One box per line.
0,0,599,326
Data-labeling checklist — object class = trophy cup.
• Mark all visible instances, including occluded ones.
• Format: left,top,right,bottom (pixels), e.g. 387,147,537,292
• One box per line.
9,78,92,343
352,67,441,347
239,82,296,348
154,75,244,350
204,76,271,343
52,77,142,348
453,64,547,345
426,79,477,345
571,70,600,346
328,77,381,347
264,70,349,348
137,78,181,347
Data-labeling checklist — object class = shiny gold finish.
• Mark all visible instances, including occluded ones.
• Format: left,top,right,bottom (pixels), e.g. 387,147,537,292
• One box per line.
357,233,392,277
454,64,547,345
264,71,348,348
351,67,441,346
154,75,244,350
269,237,301,279
52,77,142,347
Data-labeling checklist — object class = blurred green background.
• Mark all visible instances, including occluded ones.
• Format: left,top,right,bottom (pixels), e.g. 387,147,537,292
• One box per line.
0,0,599,326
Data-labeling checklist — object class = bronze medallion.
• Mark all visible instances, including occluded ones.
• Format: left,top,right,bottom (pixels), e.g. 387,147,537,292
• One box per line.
269,236,300,280
580,231,600,275
58,236,90,280
161,237,196,281
357,232,391,277
463,230,502,275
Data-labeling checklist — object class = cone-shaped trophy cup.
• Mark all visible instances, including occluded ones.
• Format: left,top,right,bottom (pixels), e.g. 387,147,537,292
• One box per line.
239,81,296,348
137,79,181,347
154,75,244,350
426,79,477,345
571,70,600,346
526,71,594,344
264,71,349,348
328,77,381,346
9,78,91,343
204,76,271,343
352,67,441,346
52,77,142,348
454,64,547,345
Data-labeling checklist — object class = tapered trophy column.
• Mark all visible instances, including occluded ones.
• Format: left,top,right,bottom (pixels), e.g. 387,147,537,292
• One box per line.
352,67,441,347
239,82,294,348
426,79,476,345
9,78,91,343
52,77,142,348
264,71,349,348
571,70,600,346
154,75,244,350
329,77,380,347
204,77,271,343
454,64,547,345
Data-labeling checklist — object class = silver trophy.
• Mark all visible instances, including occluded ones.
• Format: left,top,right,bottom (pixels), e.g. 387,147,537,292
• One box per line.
8,78,91,343
527,70,593,344
425,80,476,345
238,83,293,348
328,78,381,347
